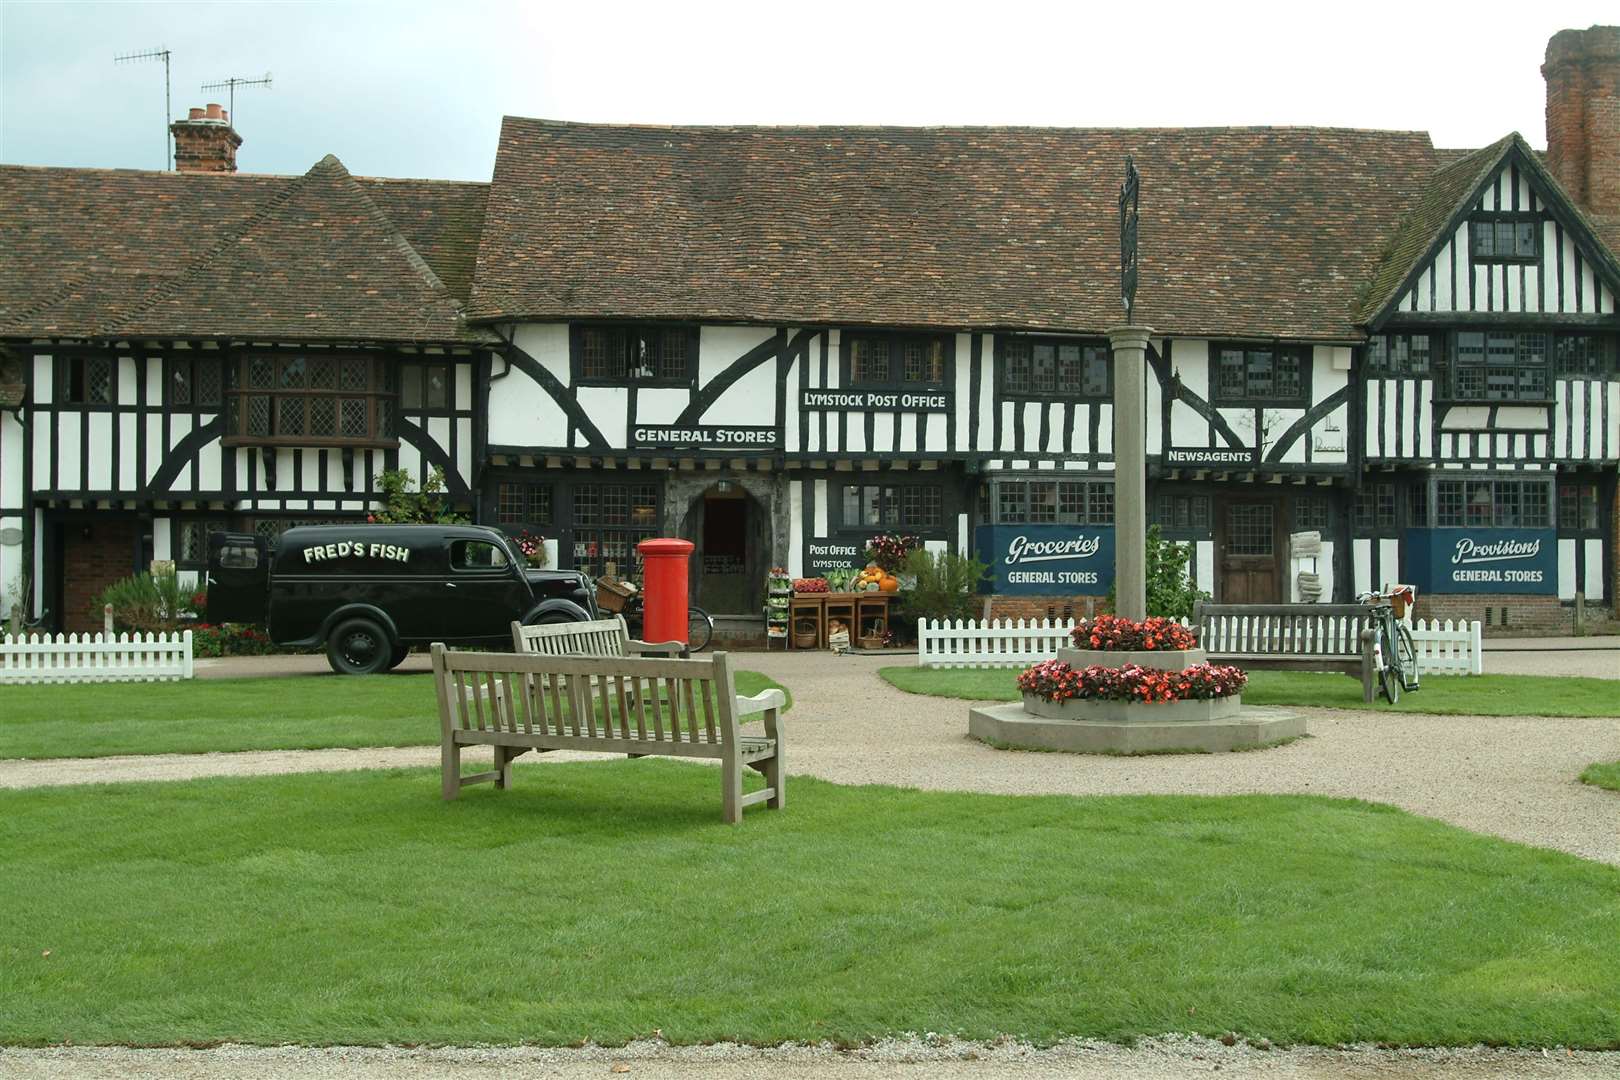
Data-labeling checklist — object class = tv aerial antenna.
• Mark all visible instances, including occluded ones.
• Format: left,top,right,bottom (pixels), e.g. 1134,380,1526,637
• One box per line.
114,46,173,170
200,73,273,125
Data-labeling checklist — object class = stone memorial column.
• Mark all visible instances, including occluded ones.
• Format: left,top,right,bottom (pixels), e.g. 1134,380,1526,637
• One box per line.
1108,325,1153,621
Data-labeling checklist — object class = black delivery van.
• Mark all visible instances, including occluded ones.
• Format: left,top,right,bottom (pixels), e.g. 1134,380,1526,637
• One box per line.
206,524,598,674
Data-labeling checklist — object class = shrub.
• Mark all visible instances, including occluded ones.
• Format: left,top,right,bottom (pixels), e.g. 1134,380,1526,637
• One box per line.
192,622,276,658
369,466,467,525
899,548,989,625
96,571,195,633
1070,614,1197,652
1017,659,1248,704
1107,525,1211,620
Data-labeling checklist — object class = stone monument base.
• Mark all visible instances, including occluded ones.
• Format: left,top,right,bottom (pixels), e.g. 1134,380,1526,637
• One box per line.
968,702,1306,755
1056,646,1207,670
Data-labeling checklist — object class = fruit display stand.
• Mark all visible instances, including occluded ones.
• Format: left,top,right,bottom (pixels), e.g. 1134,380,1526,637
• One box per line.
765,570,792,650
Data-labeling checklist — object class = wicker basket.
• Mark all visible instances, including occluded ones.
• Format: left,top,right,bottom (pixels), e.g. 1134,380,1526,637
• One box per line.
1390,584,1416,619
596,577,637,614
858,634,884,650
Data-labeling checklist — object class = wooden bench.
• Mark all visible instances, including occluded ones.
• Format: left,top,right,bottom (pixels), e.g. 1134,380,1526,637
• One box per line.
510,616,685,658
1193,602,1378,703
431,644,786,823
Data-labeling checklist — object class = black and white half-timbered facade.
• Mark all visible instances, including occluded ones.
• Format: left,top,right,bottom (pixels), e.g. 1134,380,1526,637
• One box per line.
3,26,1617,634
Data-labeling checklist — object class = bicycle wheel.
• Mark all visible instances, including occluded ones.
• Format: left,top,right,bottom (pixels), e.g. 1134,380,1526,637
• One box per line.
1396,625,1420,692
686,606,715,652
1377,625,1401,704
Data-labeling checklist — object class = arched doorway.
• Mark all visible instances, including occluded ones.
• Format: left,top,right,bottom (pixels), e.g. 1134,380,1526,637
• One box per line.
682,481,769,616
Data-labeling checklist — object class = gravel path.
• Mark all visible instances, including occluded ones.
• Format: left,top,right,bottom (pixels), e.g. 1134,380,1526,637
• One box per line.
3,1036,1616,1079
6,652,1620,864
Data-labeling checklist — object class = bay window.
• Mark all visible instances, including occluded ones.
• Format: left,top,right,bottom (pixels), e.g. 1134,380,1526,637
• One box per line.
224,353,395,446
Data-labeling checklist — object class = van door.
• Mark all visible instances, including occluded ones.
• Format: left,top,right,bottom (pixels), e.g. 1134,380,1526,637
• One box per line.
442,537,528,641
207,532,269,624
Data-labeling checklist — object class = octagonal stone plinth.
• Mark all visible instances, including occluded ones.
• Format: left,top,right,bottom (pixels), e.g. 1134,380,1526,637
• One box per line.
1057,646,1207,670
1022,692,1242,723
969,702,1305,755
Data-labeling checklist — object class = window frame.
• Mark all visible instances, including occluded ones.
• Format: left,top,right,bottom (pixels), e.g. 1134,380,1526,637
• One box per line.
171,516,236,569
840,331,953,389
984,477,1114,526
1551,332,1617,380
398,360,454,412
1208,343,1311,406
835,481,947,532
1432,475,1554,529
1467,212,1542,266
223,352,397,449
1443,330,1553,404
55,354,115,408
1557,480,1603,535
568,323,699,388
995,335,1112,401
1365,333,1438,377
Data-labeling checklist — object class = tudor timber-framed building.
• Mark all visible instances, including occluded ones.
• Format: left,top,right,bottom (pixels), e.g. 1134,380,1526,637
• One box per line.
2,27,1618,635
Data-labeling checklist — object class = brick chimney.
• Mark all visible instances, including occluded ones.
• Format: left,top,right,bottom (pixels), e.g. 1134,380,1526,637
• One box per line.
169,103,242,173
1543,26,1620,217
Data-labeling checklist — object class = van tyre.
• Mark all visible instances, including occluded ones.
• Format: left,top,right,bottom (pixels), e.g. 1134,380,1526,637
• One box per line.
327,618,393,675
387,644,410,670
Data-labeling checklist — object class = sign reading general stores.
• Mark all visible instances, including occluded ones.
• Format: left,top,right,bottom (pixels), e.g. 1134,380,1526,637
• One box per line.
974,525,1115,596
800,389,952,412
1404,528,1558,595
630,425,779,449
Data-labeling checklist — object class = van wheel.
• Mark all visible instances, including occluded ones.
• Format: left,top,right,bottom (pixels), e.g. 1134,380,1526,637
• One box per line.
387,644,410,670
327,618,392,675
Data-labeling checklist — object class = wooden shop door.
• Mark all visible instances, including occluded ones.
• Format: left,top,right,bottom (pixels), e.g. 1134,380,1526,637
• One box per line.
1217,499,1281,604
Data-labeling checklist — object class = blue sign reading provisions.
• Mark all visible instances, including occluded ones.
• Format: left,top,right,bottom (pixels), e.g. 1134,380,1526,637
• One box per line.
1404,528,1558,595
975,525,1115,596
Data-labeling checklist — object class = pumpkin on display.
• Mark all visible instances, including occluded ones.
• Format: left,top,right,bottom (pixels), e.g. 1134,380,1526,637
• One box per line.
879,576,899,593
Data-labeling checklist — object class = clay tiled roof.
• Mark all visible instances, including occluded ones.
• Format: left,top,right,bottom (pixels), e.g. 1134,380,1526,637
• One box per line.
358,177,488,303
470,119,1443,341
0,159,489,343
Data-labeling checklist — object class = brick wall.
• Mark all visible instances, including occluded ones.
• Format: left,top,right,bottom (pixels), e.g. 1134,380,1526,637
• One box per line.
984,594,1112,623
60,518,141,633
1413,593,1613,636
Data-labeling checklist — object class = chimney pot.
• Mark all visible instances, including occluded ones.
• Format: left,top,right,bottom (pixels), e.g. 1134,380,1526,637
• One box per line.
205,103,224,120
1543,25,1620,218
188,107,205,120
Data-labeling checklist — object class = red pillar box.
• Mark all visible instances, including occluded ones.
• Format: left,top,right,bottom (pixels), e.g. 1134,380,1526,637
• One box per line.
637,538,694,645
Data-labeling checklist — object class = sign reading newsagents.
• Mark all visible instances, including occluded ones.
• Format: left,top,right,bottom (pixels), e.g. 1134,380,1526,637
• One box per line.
1404,528,1557,595
974,525,1115,596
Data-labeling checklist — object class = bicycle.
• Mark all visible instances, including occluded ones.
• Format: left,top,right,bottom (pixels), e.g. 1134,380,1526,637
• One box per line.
1356,585,1420,704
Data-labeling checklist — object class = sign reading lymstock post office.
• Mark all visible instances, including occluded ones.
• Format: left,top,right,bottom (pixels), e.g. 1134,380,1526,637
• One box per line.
1404,529,1558,595
799,389,952,411
974,525,1115,596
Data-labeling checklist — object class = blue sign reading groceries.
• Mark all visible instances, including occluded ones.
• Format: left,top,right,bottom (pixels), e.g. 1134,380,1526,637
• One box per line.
974,525,1115,596
1404,528,1557,595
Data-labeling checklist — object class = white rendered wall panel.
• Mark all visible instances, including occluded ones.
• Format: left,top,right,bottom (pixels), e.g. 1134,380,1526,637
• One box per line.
787,480,804,578
1558,539,1578,600
813,479,828,535
1,412,24,509
57,413,82,490
1352,538,1372,598
1585,539,1604,601
573,388,628,449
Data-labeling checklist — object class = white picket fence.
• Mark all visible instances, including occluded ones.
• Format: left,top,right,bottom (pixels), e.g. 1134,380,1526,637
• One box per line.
917,615,1484,675
1405,618,1484,675
0,630,194,684
917,618,1076,668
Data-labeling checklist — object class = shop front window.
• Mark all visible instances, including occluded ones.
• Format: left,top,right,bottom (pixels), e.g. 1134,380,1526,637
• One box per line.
839,483,944,530
987,479,1113,525
1435,478,1552,528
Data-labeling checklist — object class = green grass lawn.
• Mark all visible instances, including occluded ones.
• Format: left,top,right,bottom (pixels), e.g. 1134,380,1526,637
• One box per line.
2,763,1618,1048
0,672,790,760
879,667,1620,717
1581,760,1620,792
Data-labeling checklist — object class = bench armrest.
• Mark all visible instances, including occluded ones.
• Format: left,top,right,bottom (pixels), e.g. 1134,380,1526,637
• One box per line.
627,638,688,657
736,688,786,743
734,688,787,717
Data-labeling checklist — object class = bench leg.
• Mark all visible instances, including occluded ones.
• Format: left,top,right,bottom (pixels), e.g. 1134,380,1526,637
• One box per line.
441,739,461,801
722,756,742,824
493,745,513,790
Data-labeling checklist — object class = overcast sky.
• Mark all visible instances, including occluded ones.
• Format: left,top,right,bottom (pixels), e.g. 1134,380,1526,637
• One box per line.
2,0,1614,180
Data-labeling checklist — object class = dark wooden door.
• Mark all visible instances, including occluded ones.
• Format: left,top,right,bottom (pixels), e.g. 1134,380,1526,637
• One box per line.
1218,499,1281,604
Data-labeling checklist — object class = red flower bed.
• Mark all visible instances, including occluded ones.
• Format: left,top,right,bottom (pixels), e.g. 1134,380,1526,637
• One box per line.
1070,614,1197,652
1017,659,1247,704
